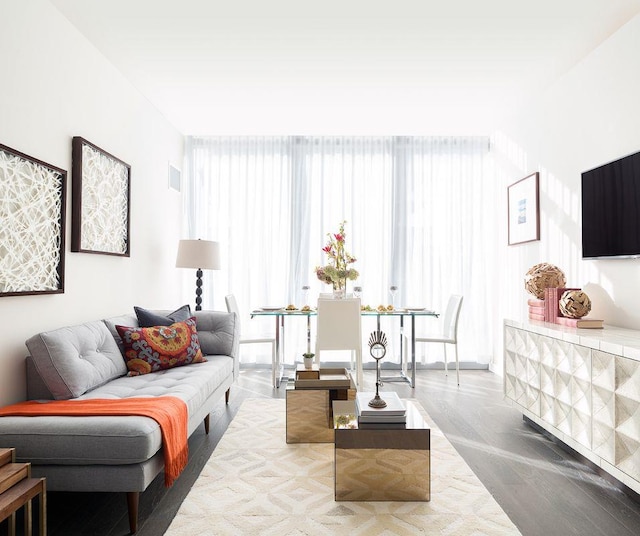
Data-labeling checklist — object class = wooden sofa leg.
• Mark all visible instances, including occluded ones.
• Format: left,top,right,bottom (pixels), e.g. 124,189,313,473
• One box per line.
204,414,210,434
225,387,230,404
127,492,139,534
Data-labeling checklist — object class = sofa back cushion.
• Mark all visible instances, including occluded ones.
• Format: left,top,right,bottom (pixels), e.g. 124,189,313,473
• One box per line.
194,310,237,356
26,320,127,400
103,313,138,357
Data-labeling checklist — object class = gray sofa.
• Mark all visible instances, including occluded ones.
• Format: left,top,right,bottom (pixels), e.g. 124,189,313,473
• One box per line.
0,309,239,534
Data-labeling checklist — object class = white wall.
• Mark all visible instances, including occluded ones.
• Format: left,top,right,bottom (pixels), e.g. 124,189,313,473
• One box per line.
492,12,640,370
0,0,185,404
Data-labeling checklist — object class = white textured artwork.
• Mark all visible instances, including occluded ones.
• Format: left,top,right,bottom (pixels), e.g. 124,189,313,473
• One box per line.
0,146,65,295
72,138,130,255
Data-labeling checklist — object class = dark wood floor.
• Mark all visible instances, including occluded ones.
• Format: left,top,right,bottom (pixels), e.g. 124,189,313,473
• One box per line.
4,368,640,536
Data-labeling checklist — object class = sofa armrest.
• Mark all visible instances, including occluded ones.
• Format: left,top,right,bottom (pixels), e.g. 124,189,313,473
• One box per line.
194,311,240,380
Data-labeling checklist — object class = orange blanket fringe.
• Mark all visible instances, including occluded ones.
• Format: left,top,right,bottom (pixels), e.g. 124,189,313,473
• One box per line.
0,396,188,487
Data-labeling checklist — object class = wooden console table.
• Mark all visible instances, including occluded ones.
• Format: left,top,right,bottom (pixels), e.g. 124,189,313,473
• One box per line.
0,448,46,536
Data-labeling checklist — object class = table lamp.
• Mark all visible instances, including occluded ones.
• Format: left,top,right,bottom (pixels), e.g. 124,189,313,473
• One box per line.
176,239,221,311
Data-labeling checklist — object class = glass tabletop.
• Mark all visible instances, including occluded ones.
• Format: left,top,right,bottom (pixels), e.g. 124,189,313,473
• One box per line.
251,308,438,317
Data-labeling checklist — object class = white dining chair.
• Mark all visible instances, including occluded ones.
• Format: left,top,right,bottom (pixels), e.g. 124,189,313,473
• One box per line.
415,295,463,385
225,294,278,388
315,297,363,387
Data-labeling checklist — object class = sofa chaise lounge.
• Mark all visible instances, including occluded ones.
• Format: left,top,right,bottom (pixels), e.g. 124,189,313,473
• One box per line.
0,308,239,534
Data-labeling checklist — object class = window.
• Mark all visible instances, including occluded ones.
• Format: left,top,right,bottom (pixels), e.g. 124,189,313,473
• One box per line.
184,136,496,366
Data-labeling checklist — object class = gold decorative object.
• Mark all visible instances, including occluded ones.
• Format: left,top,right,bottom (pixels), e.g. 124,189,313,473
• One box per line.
559,290,591,318
524,263,566,299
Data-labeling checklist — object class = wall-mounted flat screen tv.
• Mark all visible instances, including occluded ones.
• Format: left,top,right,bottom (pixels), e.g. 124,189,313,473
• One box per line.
582,149,640,259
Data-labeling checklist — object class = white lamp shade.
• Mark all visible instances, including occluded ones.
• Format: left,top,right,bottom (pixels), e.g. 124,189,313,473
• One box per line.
176,239,221,270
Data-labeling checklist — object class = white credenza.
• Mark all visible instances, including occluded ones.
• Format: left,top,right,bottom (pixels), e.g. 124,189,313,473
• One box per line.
504,319,640,495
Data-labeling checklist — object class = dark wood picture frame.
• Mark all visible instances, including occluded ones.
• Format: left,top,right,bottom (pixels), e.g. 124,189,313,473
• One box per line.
507,172,540,246
71,137,131,256
0,144,67,297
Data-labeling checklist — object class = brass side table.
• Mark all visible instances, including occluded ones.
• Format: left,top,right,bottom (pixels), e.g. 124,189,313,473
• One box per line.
286,366,356,443
333,400,430,501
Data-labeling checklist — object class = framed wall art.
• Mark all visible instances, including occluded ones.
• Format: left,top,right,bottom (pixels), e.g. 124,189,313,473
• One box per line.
507,172,540,246
71,137,131,256
0,144,67,297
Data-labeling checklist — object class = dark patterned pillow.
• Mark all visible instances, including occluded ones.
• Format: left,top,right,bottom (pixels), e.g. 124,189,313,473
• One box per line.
134,304,192,327
115,317,206,376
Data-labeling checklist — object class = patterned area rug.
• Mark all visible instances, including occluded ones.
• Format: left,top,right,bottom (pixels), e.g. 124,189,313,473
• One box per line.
166,399,521,535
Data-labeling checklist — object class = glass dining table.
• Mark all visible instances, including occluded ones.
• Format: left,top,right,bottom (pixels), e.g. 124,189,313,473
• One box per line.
250,307,439,388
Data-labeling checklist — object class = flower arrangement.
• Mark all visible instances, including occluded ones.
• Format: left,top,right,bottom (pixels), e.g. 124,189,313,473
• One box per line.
315,220,359,290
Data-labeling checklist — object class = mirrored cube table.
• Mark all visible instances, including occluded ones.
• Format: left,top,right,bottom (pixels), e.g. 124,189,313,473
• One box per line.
333,399,431,501
286,366,356,443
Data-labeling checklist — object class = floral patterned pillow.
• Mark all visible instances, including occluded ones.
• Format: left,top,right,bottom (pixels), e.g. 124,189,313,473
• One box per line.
115,317,206,376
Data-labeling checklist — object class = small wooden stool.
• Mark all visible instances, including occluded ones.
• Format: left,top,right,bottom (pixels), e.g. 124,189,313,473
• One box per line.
0,448,47,536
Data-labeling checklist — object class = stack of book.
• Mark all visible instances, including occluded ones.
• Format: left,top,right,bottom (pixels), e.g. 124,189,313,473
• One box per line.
543,287,578,323
527,298,545,321
355,391,406,429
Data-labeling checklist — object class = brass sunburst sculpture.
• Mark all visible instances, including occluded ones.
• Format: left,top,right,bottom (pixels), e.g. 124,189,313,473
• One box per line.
368,330,388,408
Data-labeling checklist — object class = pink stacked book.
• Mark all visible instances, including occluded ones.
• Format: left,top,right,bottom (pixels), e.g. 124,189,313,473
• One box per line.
527,298,545,321
543,287,579,323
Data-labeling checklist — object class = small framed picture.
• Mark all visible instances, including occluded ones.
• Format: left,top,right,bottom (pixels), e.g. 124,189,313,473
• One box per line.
507,172,540,245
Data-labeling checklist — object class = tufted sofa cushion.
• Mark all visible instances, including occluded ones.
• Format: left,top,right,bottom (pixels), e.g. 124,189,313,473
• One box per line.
0,357,233,465
194,310,236,356
26,320,128,400
103,313,138,357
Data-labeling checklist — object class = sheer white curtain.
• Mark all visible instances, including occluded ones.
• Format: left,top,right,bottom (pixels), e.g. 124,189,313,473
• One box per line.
183,137,293,356
184,136,497,366
296,137,394,303
392,137,496,366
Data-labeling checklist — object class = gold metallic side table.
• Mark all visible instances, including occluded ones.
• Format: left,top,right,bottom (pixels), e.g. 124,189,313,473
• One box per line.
333,400,430,501
285,366,356,443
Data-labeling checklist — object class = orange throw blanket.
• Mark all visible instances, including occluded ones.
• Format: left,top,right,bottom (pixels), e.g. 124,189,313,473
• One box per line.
0,396,188,486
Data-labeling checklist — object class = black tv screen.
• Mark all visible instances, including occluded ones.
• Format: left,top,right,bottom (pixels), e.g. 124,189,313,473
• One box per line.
582,149,640,259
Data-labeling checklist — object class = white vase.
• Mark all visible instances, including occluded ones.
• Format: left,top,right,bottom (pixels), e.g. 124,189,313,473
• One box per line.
303,356,314,369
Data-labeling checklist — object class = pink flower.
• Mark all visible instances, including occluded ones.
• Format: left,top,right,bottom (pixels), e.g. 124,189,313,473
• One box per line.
315,221,358,288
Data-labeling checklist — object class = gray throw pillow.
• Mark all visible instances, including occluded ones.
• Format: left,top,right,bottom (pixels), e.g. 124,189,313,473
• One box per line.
134,304,192,327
